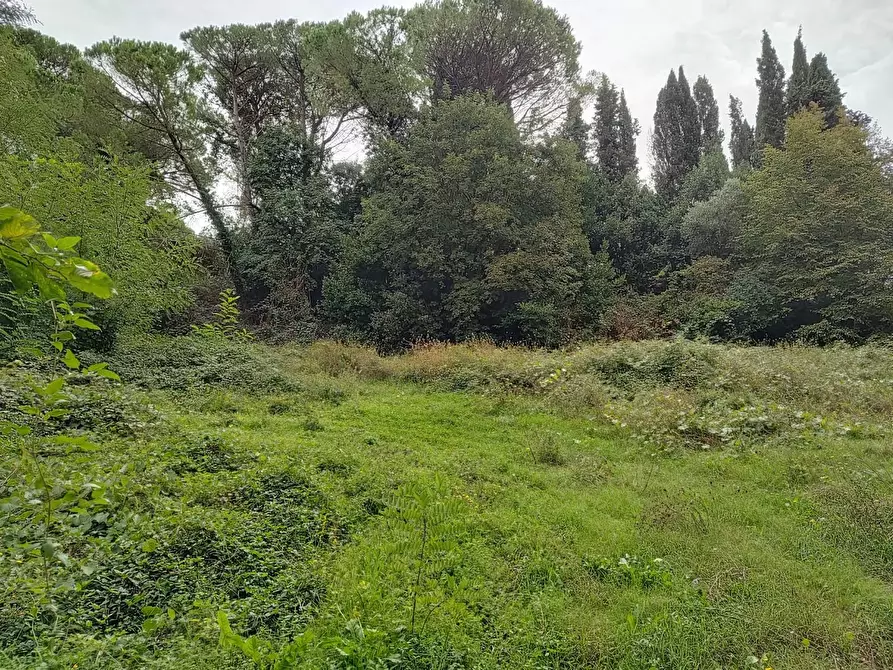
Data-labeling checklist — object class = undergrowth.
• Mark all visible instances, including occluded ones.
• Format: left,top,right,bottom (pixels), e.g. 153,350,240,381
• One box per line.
2,337,893,668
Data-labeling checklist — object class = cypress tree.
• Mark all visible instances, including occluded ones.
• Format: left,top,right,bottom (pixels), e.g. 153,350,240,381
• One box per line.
617,89,639,179
593,74,621,178
754,30,786,150
808,52,843,127
729,95,756,170
786,27,810,116
561,95,590,160
693,75,723,153
677,67,702,169
652,67,700,199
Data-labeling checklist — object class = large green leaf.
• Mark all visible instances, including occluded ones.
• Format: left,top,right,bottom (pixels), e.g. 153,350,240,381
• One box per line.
59,259,115,299
1,255,34,293
0,207,39,240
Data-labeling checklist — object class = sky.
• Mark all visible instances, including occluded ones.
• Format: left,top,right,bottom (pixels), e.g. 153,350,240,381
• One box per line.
26,0,893,178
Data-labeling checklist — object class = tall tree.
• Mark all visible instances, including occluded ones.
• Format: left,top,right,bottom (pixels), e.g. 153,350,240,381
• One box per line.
593,74,620,177
742,109,893,339
407,0,581,133
754,30,786,150
617,89,639,179
693,75,722,153
729,95,756,169
86,39,244,294
560,93,590,160
651,67,700,199
592,75,638,181
786,26,810,116
324,95,613,349
312,8,422,138
181,24,282,227
807,52,843,128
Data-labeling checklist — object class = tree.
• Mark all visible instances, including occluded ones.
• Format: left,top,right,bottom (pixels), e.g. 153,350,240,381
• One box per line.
754,30,786,151
617,90,639,178
0,0,34,26
240,127,342,339
0,155,198,340
559,93,589,160
181,24,282,227
729,95,755,170
741,109,893,340
311,8,422,138
86,39,244,294
681,177,747,259
693,75,722,153
651,67,700,199
407,0,581,133
807,52,843,128
593,74,619,177
324,95,613,349
592,75,638,181
786,26,810,116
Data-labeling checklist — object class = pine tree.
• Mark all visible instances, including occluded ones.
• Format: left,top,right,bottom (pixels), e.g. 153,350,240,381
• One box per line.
617,90,639,178
729,95,756,170
786,26,810,116
593,74,621,179
754,30,786,150
807,53,843,128
652,67,700,199
693,75,723,153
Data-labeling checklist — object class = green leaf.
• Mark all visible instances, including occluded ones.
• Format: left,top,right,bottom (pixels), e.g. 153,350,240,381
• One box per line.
45,378,65,395
33,268,66,301
1,256,33,294
59,259,115,299
74,318,100,330
141,538,158,553
62,349,80,369
95,368,121,382
0,208,39,240
56,236,81,251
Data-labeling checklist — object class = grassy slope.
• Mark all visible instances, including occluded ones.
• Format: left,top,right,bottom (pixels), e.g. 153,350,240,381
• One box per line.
3,339,893,668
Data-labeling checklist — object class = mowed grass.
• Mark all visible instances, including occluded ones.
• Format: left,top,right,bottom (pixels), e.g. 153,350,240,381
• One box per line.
3,339,893,668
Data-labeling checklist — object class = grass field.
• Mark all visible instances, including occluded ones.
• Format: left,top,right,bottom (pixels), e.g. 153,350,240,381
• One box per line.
2,338,893,668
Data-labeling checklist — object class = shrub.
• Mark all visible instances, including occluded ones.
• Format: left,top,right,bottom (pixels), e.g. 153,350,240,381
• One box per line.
101,335,295,393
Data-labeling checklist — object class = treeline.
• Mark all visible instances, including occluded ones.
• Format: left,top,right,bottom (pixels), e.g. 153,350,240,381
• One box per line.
1,0,892,352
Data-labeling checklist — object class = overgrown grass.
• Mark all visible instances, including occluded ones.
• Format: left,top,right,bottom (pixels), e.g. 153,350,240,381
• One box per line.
2,338,893,668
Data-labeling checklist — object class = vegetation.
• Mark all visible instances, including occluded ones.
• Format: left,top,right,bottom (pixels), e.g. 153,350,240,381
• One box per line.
2,0,893,666
3,338,893,668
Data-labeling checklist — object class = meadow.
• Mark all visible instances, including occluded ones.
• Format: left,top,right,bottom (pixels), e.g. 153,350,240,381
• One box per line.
2,337,892,669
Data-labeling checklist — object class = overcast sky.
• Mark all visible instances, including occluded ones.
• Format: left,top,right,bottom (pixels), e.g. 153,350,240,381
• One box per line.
27,0,893,176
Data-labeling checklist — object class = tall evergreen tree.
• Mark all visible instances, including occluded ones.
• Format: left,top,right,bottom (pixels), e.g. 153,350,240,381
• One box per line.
786,26,810,116
593,74,621,179
560,94,590,160
729,95,756,170
677,67,701,164
652,67,700,199
617,90,639,178
693,75,722,153
754,30,786,150
807,52,843,128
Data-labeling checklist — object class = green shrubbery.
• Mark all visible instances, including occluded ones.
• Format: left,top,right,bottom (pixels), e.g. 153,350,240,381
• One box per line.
100,335,295,393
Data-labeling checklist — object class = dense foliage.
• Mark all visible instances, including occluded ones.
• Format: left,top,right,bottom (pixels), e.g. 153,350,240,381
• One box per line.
3,1,893,666
4,1,886,349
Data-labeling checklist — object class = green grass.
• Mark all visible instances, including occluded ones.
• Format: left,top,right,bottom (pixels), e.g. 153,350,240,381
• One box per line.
2,339,893,668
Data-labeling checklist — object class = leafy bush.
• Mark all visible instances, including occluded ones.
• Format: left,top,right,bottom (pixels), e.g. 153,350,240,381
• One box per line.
101,335,295,393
